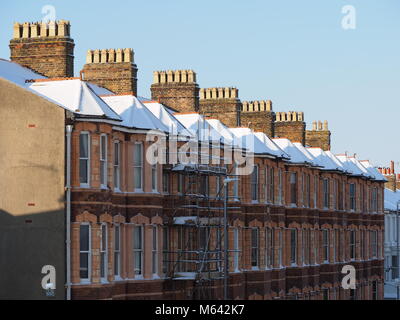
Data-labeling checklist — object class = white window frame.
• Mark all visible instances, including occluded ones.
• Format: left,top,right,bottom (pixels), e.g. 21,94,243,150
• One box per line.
79,223,91,283
233,228,240,272
133,225,144,278
290,229,297,266
278,169,283,205
79,132,90,188
278,229,284,267
350,183,356,211
265,227,273,270
100,223,108,283
290,173,297,206
323,229,329,263
113,141,121,192
350,230,356,261
152,225,158,276
251,166,259,202
323,178,330,209
100,134,108,189
152,164,158,192
114,224,121,279
133,142,144,192
251,228,259,269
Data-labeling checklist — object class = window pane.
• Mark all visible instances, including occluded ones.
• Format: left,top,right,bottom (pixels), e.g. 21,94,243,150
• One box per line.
114,226,120,250
134,252,142,275
134,226,142,250
101,225,107,250
79,134,88,158
134,167,142,189
101,135,106,160
134,144,143,166
79,159,88,184
80,253,89,279
80,225,89,252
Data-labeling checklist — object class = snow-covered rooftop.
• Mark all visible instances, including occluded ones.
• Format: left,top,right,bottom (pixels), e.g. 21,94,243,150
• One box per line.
359,160,388,182
229,128,282,157
273,138,314,165
143,101,194,138
27,79,121,120
306,147,343,171
292,143,320,167
102,94,168,131
335,154,366,177
0,58,45,86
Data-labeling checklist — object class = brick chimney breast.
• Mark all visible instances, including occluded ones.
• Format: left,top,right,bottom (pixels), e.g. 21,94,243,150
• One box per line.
10,20,75,78
82,48,138,95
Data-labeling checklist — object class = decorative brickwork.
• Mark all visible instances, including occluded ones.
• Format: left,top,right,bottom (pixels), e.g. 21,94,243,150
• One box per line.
199,87,241,127
151,70,199,113
9,21,74,78
82,48,138,95
306,120,331,150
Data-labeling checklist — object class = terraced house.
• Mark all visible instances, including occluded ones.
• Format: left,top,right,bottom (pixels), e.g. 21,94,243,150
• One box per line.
0,20,385,300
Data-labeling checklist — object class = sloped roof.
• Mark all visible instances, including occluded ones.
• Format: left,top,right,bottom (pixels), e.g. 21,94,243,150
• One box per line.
27,79,121,120
273,138,313,165
0,59,120,120
292,143,320,167
254,132,290,159
102,95,168,131
206,119,237,147
0,58,45,86
359,160,388,182
87,83,114,96
143,101,194,138
349,157,374,179
229,128,280,157
174,113,222,143
335,154,366,177
324,151,348,172
307,147,344,171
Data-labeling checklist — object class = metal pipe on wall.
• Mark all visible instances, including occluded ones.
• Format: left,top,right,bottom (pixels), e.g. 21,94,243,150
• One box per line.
66,125,73,300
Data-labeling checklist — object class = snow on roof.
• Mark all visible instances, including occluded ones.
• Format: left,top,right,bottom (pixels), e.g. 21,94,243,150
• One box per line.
307,148,344,171
206,119,237,147
87,83,114,96
27,79,121,120
142,101,194,138
384,188,400,211
335,154,366,177
324,151,348,172
292,143,320,167
0,58,45,86
272,138,313,165
359,160,388,182
349,157,374,179
174,113,227,143
0,59,121,120
229,128,280,157
102,94,169,131
254,132,290,159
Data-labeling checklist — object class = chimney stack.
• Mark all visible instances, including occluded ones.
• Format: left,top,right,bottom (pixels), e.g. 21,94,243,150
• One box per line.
10,20,74,78
82,48,138,95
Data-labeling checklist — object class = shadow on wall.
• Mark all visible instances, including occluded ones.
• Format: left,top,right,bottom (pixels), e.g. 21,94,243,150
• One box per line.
0,208,66,300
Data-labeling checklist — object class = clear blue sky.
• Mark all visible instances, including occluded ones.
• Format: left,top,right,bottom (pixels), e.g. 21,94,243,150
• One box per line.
1,0,399,169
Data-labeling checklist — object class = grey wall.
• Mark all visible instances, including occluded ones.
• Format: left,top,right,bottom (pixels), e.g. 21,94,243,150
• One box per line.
0,78,66,299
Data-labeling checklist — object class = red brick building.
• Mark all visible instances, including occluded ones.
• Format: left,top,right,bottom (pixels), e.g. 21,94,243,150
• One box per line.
0,20,385,300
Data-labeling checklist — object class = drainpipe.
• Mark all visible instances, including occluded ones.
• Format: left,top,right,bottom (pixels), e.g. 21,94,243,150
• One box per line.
66,125,73,300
